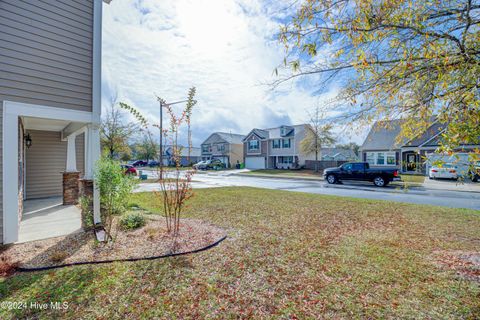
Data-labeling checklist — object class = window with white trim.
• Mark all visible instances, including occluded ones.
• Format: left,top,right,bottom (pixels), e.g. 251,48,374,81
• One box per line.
282,138,291,148
216,144,225,152
248,140,259,151
272,139,281,149
366,152,396,166
278,156,293,164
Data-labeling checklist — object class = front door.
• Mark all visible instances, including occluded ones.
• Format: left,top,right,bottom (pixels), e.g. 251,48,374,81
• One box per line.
406,154,417,171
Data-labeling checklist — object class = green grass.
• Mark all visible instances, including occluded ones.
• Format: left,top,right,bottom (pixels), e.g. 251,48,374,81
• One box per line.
245,169,322,178
1,188,479,319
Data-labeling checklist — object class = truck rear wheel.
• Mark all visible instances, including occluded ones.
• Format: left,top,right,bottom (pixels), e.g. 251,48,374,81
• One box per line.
326,174,337,184
373,176,386,187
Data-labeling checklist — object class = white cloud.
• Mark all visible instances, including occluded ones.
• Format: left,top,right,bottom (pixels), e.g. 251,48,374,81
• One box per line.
101,0,353,145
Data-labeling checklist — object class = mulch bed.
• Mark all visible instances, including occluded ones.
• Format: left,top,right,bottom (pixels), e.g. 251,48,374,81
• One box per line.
0,215,226,270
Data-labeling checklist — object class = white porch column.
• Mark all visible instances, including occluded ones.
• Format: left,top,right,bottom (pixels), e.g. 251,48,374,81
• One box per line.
65,134,77,172
2,109,19,243
85,124,101,224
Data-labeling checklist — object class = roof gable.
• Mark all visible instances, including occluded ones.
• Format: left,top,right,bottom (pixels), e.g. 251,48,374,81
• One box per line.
403,122,446,147
361,120,405,150
243,128,269,141
202,132,245,145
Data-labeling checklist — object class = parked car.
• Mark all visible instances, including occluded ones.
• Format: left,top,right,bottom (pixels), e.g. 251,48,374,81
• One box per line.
428,163,458,180
131,160,147,167
323,162,401,187
148,160,160,167
121,164,137,176
470,161,480,182
206,159,226,170
193,159,226,170
193,160,207,170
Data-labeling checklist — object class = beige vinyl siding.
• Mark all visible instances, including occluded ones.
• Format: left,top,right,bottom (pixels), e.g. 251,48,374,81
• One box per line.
25,130,85,199
0,0,93,111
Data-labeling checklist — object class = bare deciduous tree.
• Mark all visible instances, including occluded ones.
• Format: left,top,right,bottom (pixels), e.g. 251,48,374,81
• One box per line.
300,106,336,171
101,92,138,159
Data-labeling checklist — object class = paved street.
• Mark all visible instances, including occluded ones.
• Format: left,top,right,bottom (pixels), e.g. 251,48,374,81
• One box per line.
136,170,480,210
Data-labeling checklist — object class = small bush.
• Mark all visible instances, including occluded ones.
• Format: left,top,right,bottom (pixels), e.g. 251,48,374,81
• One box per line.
120,212,146,230
50,251,68,263
79,196,94,229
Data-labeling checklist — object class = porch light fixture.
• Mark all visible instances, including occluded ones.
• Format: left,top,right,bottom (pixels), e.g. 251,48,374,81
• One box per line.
24,133,32,148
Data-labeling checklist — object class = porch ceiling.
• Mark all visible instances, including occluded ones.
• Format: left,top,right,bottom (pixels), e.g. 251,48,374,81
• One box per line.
23,116,72,132
23,117,84,132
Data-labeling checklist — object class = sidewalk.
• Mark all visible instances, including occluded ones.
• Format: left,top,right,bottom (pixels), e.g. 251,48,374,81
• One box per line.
423,178,480,193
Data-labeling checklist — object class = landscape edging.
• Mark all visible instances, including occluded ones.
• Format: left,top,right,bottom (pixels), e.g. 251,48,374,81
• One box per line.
17,235,227,272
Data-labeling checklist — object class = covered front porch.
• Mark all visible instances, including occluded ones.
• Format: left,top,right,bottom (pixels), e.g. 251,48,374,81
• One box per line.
2,101,101,244
18,197,82,243
401,149,426,174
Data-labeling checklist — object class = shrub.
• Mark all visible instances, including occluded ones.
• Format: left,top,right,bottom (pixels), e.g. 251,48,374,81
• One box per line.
95,156,135,241
120,212,146,230
79,195,94,230
49,251,68,263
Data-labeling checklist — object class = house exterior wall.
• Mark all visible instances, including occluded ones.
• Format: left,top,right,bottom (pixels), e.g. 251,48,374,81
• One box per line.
229,143,244,166
0,0,94,112
244,134,266,156
201,133,223,159
0,0,101,244
25,130,85,199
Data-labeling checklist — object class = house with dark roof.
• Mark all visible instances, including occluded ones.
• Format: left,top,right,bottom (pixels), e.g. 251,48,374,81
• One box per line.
200,132,245,167
320,147,358,161
361,120,479,174
242,124,316,169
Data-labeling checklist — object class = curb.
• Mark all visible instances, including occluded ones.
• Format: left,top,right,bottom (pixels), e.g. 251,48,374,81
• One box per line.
232,173,324,182
233,173,480,193
17,235,227,272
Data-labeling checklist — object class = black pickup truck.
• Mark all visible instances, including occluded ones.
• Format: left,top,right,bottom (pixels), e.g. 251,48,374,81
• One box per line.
323,162,401,187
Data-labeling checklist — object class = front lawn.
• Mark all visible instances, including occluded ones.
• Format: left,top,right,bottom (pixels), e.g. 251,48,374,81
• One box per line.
1,188,479,319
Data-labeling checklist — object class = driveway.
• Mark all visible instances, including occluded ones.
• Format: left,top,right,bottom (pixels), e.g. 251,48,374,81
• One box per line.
135,171,480,210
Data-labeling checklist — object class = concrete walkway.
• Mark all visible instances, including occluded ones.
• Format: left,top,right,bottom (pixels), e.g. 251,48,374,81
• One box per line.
423,178,480,193
18,197,82,243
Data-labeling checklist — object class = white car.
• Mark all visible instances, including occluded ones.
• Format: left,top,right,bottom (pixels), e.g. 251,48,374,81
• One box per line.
429,163,458,180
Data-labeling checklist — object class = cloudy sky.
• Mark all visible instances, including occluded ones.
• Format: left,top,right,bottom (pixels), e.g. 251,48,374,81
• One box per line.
101,0,359,145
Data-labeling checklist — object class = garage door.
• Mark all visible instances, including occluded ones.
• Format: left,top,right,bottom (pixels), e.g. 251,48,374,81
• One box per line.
245,156,265,169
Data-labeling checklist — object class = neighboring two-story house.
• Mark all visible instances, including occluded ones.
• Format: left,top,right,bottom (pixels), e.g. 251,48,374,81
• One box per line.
243,124,314,169
0,0,108,243
200,132,245,168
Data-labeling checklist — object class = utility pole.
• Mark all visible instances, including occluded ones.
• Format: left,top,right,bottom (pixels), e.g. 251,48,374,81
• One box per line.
157,98,189,179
